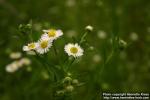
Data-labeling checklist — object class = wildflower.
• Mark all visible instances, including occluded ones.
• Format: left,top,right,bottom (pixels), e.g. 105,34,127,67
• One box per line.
23,42,38,51
36,38,52,54
85,25,93,32
10,52,22,59
64,43,84,58
42,29,63,40
5,62,19,73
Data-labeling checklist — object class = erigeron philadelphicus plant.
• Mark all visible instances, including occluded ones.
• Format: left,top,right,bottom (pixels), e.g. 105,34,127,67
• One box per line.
22,24,93,92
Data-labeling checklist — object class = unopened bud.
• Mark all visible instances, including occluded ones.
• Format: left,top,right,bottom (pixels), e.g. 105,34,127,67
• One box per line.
85,25,93,32
63,76,72,83
119,39,127,50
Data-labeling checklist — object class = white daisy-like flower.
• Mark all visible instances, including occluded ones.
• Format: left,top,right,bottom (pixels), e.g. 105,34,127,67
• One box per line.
5,62,19,73
41,29,63,40
36,38,52,54
64,43,84,58
23,42,38,51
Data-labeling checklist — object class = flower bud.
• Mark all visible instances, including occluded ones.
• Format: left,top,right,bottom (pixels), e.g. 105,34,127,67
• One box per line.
65,85,74,92
119,39,127,50
63,76,72,84
85,25,93,32
67,72,72,76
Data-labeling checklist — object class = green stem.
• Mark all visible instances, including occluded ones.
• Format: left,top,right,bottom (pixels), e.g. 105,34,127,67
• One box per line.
79,31,88,44
66,58,76,71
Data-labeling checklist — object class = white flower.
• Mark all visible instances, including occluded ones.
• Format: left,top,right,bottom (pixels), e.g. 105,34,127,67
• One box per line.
20,58,31,66
42,29,63,40
36,38,52,54
85,25,93,31
10,52,22,59
23,42,38,51
6,62,19,73
64,43,84,58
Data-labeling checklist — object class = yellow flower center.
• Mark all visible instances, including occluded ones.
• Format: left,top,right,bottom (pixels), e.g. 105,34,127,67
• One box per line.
48,29,56,37
70,47,78,54
40,41,48,49
28,43,35,49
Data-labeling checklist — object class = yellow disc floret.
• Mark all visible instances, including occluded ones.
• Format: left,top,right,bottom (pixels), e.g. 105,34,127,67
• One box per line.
40,41,48,49
70,47,78,54
48,29,56,37
28,43,35,49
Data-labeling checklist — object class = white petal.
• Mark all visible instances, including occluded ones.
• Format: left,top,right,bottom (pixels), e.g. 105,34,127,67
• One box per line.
23,46,30,51
42,30,49,33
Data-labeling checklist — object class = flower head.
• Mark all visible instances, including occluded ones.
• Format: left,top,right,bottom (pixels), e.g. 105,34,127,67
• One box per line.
6,62,19,73
42,29,63,40
36,38,52,54
23,42,38,51
64,43,84,58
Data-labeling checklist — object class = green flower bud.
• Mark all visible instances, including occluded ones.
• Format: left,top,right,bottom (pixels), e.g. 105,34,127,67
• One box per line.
67,72,72,76
63,76,72,84
65,85,74,92
56,90,65,95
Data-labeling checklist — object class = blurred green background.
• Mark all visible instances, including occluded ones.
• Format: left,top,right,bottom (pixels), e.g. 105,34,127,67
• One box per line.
0,0,150,100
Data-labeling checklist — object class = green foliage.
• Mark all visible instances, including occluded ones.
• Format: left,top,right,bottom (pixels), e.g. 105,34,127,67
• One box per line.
0,0,150,100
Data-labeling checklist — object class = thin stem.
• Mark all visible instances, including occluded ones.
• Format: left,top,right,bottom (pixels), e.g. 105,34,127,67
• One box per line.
53,42,58,56
79,31,88,44
67,58,76,71
34,54,52,80
29,20,33,41
105,50,114,64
